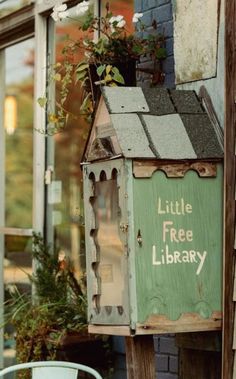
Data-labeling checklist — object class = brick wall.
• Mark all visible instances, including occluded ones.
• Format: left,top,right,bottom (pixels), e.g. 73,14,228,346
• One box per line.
135,0,175,88
111,334,179,379
154,335,179,379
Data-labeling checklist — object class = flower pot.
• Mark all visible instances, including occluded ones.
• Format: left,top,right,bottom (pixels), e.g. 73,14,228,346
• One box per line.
89,59,137,103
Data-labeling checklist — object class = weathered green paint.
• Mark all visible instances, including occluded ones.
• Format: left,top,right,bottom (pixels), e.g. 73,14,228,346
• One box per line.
125,159,138,330
83,158,223,330
132,166,223,323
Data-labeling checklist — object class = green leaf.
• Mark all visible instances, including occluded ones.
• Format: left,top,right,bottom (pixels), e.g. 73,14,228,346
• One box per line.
111,67,119,75
113,72,125,84
76,62,89,72
96,64,106,77
106,65,112,74
80,77,89,88
53,73,61,81
37,97,47,108
156,47,167,60
76,70,87,81
104,74,112,82
80,93,92,112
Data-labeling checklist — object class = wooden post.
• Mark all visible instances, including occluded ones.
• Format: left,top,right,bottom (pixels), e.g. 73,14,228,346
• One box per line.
223,0,236,378
125,336,155,379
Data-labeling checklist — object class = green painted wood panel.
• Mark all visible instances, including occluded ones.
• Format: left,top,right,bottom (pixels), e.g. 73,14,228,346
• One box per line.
132,166,223,323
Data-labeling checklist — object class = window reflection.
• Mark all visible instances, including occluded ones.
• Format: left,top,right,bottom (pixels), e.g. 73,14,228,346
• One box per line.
49,5,93,277
1,32,35,366
49,0,134,285
4,235,32,366
5,39,34,228
3,38,34,366
4,236,32,288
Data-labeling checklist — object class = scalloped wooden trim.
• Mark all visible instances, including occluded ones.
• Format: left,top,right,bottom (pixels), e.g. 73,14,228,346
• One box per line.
133,160,218,178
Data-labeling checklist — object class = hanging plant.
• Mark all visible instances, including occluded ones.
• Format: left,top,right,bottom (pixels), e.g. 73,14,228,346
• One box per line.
38,1,167,134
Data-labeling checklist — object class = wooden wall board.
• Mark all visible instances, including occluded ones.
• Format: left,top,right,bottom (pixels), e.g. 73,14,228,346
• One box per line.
224,0,236,378
88,325,131,336
135,312,221,334
176,331,221,352
133,160,218,178
179,348,221,379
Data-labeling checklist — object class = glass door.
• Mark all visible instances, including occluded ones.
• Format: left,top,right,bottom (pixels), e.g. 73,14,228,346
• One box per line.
0,38,35,367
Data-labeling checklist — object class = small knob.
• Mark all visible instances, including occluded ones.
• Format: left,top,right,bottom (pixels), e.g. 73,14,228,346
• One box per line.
137,229,142,246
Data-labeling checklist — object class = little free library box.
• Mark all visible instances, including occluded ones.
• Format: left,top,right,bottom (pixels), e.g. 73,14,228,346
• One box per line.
82,87,223,336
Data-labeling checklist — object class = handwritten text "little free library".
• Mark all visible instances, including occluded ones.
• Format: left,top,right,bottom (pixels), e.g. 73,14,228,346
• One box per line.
152,197,207,275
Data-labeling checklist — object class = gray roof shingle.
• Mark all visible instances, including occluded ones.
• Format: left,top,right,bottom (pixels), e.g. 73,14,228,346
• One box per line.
85,87,224,162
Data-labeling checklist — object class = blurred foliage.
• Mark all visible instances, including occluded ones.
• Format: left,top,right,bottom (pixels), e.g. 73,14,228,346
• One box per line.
5,233,87,371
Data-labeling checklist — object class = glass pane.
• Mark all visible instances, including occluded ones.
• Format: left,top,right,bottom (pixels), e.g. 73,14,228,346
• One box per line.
5,39,34,228
0,0,31,18
47,6,93,277
3,38,34,367
94,178,125,307
4,235,32,366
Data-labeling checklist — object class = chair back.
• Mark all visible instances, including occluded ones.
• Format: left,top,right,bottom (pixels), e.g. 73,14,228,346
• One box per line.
33,367,77,379
0,361,103,379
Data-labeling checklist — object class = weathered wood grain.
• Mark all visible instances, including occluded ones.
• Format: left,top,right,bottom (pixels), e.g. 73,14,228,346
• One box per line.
133,160,218,178
223,1,236,378
88,324,131,336
176,331,221,352
125,336,155,379
179,348,221,379
135,312,222,335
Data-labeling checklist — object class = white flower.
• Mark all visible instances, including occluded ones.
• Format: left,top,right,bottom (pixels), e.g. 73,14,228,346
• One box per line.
117,19,126,28
76,0,89,16
51,3,69,22
109,15,126,29
132,12,143,23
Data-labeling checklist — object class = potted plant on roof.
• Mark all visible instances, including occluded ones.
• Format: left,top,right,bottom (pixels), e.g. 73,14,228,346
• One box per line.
38,1,167,134
4,233,112,377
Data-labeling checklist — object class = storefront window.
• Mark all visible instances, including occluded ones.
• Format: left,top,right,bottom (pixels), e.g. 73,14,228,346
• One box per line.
5,39,34,229
3,37,34,366
0,0,31,18
47,0,134,278
47,4,94,277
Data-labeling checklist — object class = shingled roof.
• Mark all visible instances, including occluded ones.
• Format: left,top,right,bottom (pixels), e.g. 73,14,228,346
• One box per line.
83,87,224,163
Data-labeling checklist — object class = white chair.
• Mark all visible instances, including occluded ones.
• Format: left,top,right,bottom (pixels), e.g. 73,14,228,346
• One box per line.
0,360,103,379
